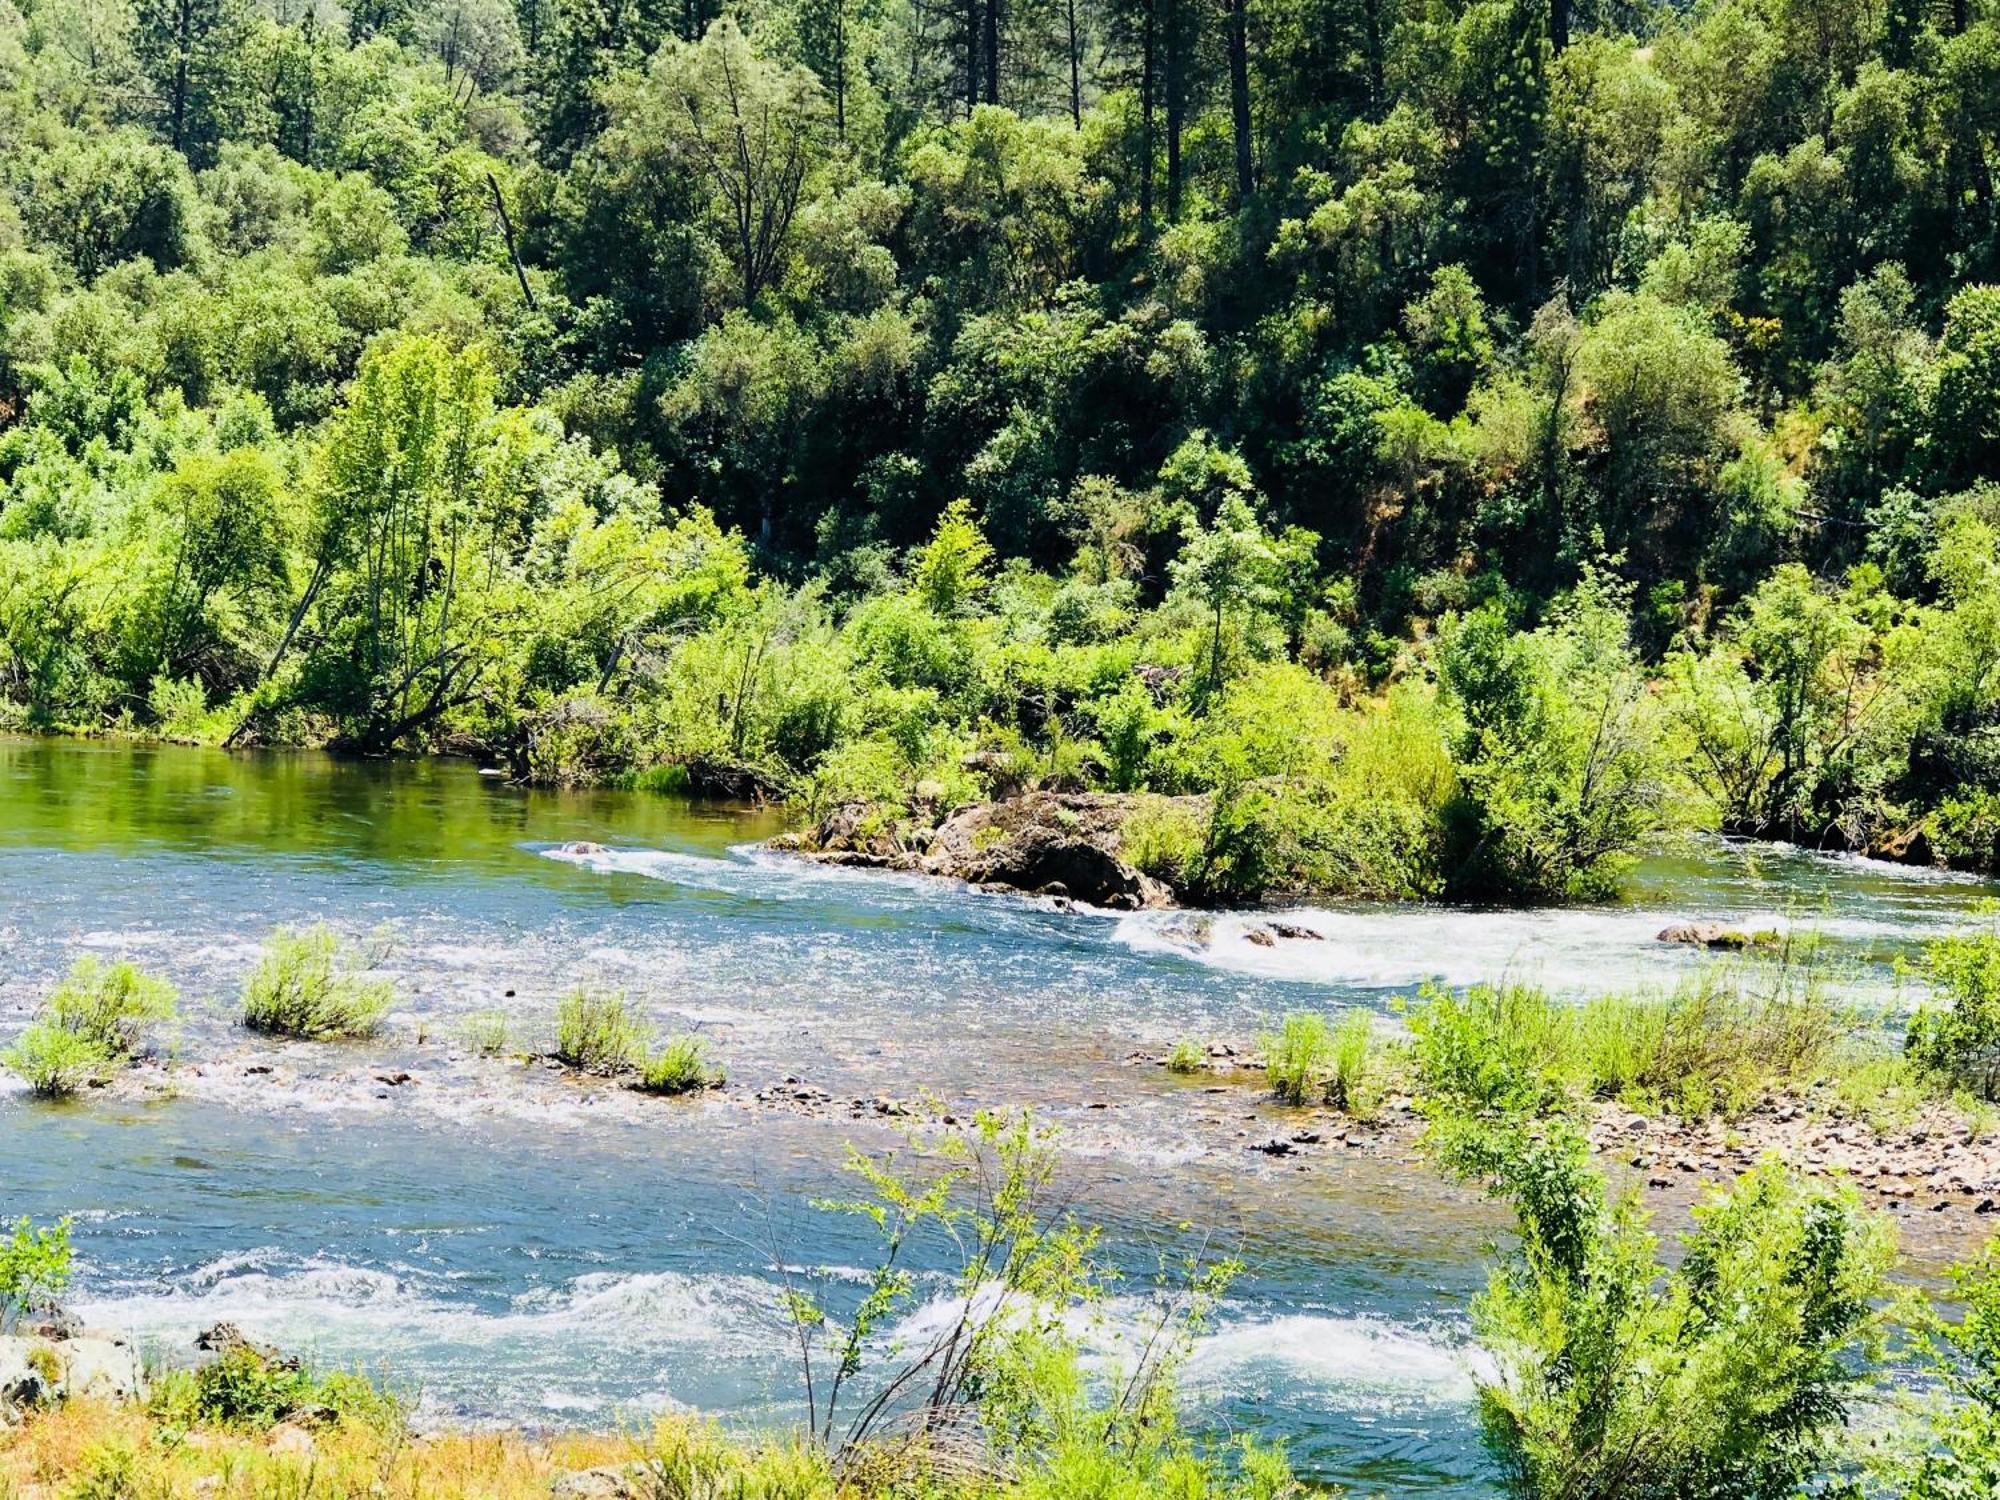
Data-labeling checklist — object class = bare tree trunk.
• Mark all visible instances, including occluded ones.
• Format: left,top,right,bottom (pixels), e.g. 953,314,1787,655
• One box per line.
486,172,537,311
1360,0,1383,114
1164,0,1182,222
833,0,847,139
1064,0,1081,126
171,0,192,151
1139,0,1155,233
1227,0,1251,202
965,0,981,113
982,0,999,104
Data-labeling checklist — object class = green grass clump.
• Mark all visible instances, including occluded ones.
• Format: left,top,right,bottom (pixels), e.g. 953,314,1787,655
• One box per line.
3,958,177,1098
1261,1013,1329,1105
1408,968,1852,1121
1258,1010,1379,1115
634,1035,723,1095
241,924,395,1041
553,989,649,1075
1164,1037,1206,1074
1324,1010,1379,1116
457,1011,511,1056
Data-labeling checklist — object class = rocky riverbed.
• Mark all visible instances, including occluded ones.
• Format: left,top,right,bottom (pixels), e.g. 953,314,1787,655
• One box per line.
1121,1045,2000,1233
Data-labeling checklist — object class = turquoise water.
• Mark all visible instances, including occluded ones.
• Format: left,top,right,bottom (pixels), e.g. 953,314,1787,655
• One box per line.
5,738,1997,1491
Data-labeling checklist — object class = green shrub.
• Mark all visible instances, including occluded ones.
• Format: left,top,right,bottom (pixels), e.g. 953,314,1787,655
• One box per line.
1899,1245,2000,1497
1164,1037,1206,1074
152,1346,401,1434
0,1215,71,1332
1432,1110,1892,1500
1260,1012,1331,1106
634,1034,722,1095
553,988,648,1075
1120,797,1206,888
4,1024,111,1098
1908,920,2000,1101
457,1011,511,1056
241,925,395,1040
1325,1010,1378,1116
1409,970,1850,1122
3,957,177,1098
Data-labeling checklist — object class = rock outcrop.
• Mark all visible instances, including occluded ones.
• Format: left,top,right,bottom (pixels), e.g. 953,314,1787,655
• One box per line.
0,1328,145,1423
776,791,1186,910
1657,921,1778,950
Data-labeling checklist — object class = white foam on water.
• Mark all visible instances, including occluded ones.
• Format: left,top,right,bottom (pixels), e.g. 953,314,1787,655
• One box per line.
882,1291,1477,1414
1111,902,1948,994
73,1256,792,1367
1184,1314,1484,1410
537,840,988,912
1113,906,1700,991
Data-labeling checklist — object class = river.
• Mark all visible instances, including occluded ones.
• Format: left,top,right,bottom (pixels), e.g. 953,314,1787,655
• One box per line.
3,737,1995,1493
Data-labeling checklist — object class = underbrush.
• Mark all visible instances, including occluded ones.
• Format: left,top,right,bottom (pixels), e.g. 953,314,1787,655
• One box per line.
150,1347,400,1435
241,924,395,1040
1404,967,1860,1120
2,958,176,1098
552,988,649,1074
634,1035,723,1094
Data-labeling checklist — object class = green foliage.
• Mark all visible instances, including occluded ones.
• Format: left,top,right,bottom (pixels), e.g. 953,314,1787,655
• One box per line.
1260,1012,1330,1107
1908,914,2000,1101
3,956,176,1098
634,1034,721,1094
1408,968,1851,1121
1,0,2000,912
1257,1010,1375,1113
552,988,648,1075
152,1347,401,1434
1431,1111,1892,1500
456,1011,511,1056
1438,572,1671,901
0,1215,72,1332
1164,1037,1206,1074
240,924,394,1041
1896,1245,2000,1498
782,1110,1271,1497
4,1023,112,1099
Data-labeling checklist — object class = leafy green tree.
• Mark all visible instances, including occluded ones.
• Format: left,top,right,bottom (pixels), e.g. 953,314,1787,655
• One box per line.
293,335,519,751
1169,490,1279,699
132,0,259,166
1437,573,1670,900
648,19,830,307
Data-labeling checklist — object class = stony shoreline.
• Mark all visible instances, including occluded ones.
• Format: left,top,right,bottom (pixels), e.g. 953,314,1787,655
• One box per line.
1117,1047,2000,1226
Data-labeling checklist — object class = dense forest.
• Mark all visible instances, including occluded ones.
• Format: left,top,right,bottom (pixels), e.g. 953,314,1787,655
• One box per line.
4,0,2000,900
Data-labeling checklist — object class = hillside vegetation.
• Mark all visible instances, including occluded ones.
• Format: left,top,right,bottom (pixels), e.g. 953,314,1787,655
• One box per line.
5,0,2000,899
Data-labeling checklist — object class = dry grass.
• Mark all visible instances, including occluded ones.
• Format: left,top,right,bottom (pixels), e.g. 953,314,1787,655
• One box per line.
0,1400,637,1500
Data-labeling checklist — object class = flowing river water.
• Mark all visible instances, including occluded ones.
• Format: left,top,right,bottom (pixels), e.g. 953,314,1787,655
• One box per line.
5,737,2000,1493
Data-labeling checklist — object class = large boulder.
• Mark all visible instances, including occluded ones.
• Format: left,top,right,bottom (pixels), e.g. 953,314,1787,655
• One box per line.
0,1337,56,1416
61,1333,146,1403
784,791,1184,909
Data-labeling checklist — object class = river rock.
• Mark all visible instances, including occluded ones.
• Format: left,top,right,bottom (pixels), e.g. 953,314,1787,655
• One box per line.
267,1423,317,1459
786,791,1183,909
61,1334,145,1403
1657,922,1757,949
0,1337,56,1414
553,1467,639,1500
